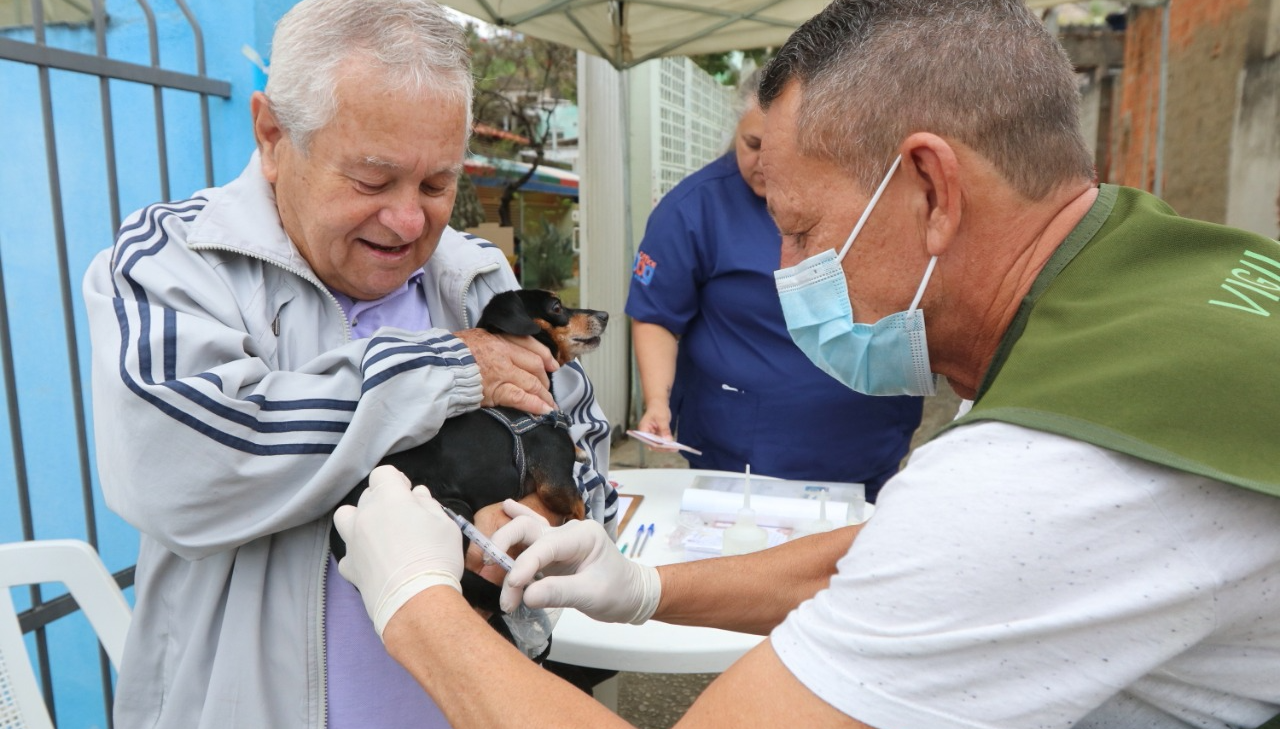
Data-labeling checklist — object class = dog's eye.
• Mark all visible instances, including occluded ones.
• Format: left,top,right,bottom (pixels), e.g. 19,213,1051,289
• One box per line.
551,302,563,314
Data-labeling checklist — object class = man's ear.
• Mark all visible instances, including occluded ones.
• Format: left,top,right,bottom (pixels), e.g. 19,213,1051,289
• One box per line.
900,132,961,257
251,91,284,184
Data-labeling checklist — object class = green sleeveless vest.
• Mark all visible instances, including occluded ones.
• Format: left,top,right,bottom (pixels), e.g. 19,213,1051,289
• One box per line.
948,184,1280,498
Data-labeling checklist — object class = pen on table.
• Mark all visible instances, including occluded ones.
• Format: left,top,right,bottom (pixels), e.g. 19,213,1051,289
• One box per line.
634,523,655,559
623,523,644,555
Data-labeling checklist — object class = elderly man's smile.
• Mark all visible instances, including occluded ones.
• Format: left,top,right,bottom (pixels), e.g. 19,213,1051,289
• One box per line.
359,238,411,255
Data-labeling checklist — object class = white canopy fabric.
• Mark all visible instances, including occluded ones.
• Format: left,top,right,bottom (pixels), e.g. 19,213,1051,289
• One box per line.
444,0,829,69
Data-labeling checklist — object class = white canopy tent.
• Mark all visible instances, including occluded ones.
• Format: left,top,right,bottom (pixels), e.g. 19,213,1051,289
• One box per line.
445,1,1154,69
444,0,827,69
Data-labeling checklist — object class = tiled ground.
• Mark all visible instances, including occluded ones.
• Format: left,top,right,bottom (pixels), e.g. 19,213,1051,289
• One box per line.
609,382,964,727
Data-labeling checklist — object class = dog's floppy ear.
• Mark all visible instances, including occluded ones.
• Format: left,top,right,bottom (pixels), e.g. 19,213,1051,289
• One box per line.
476,290,542,337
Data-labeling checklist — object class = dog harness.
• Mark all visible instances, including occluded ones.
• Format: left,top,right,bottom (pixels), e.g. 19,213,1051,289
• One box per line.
478,407,572,487
455,408,571,665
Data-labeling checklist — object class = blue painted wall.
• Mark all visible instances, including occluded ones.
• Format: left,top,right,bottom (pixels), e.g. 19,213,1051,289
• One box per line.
0,1,291,725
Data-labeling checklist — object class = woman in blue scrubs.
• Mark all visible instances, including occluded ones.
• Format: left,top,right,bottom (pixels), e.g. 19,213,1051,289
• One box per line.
626,76,923,499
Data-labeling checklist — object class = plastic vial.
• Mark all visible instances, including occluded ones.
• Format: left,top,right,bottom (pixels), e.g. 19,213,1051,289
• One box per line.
721,464,769,556
793,489,837,539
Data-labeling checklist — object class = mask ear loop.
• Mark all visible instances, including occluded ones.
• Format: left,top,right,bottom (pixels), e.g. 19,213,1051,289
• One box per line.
907,256,938,313
836,155,903,263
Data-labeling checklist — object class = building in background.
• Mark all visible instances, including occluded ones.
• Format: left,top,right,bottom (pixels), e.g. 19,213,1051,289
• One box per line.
626,55,739,249
1054,0,1280,238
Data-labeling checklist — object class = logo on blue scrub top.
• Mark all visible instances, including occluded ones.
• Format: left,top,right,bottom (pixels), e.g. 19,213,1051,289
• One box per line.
633,251,657,285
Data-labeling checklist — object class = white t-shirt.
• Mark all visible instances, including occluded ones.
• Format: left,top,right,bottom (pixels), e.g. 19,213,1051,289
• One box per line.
772,421,1280,729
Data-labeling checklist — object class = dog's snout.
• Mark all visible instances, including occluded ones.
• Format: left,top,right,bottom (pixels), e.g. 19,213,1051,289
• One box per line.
595,311,609,326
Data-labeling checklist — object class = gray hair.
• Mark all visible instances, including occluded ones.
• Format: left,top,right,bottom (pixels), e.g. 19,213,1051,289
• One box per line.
759,0,1093,200
265,0,473,151
736,68,762,117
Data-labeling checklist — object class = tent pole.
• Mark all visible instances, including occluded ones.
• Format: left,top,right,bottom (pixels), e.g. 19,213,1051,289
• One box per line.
1154,0,1170,197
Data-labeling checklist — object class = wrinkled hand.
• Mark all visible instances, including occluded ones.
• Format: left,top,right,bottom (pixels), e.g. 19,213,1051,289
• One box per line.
333,466,463,638
455,328,558,415
493,507,660,624
636,405,678,451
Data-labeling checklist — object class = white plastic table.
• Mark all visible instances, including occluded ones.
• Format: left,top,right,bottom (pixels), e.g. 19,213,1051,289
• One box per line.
546,468,766,673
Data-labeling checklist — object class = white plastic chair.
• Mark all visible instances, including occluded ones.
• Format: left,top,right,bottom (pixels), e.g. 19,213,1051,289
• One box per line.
0,539,131,729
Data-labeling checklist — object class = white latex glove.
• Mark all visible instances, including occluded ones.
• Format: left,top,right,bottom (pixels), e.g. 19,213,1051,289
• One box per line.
333,465,463,638
487,498,553,561
497,516,661,625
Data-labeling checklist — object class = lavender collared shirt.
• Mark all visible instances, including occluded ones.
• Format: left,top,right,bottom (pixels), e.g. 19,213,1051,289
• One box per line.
329,271,432,337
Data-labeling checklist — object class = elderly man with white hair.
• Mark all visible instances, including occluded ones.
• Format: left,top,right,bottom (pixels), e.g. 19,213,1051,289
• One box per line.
82,1,613,727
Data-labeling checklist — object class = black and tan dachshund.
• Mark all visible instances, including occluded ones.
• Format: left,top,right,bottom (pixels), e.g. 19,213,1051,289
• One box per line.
331,289,609,555
330,289,608,662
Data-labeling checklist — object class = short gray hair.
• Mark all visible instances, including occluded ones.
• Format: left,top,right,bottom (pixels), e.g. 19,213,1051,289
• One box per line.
759,0,1093,201
736,68,762,117
265,0,473,151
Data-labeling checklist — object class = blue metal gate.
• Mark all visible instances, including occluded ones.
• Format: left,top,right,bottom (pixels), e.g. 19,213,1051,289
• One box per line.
0,1,230,725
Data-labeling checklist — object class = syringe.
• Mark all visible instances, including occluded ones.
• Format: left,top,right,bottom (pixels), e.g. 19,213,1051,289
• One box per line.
440,505,557,659
440,505,515,571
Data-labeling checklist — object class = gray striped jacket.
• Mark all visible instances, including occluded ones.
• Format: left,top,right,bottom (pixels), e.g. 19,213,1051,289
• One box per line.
83,153,614,729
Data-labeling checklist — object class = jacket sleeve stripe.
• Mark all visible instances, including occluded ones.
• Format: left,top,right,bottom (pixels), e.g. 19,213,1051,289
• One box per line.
110,199,208,273
565,361,611,457
110,201,207,284
364,331,465,354
108,201,357,452
115,198,207,243
361,337,469,374
361,353,475,394
164,307,178,381
161,380,350,433
192,373,360,414
114,218,357,422
245,394,358,411
118,233,181,380
577,470,606,498
111,299,338,455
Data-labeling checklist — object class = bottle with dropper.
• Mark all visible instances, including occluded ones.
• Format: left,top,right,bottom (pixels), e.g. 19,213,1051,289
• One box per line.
720,464,770,556
792,488,837,539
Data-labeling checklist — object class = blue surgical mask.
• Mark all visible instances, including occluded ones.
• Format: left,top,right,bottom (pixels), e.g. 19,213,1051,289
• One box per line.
774,155,939,397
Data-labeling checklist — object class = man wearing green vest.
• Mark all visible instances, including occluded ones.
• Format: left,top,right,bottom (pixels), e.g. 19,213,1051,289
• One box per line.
326,1,1280,728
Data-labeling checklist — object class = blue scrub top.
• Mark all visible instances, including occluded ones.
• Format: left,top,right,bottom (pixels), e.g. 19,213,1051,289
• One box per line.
626,154,923,498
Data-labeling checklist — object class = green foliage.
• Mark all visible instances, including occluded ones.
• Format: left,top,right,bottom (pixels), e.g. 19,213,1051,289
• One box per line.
463,24,577,227
689,48,774,85
449,172,485,230
520,218,575,291
689,52,735,81
466,23,577,135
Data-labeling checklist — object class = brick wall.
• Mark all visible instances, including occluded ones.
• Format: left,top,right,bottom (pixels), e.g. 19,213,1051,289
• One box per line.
1110,0,1258,223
